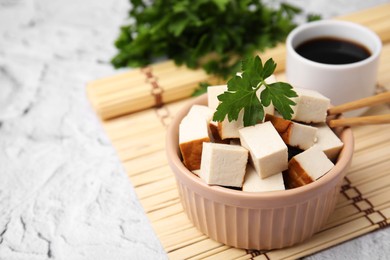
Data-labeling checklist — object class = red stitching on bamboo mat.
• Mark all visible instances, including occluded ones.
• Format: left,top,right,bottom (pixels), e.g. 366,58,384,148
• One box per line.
375,210,389,229
340,176,352,191
140,66,172,127
340,180,390,228
154,106,171,128
246,249,270,259
141,66,164,107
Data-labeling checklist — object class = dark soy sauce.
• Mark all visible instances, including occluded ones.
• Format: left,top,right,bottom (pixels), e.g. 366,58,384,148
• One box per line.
295,37,371,65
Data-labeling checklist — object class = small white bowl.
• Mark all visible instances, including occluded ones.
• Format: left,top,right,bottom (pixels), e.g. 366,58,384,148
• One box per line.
286,20,381,115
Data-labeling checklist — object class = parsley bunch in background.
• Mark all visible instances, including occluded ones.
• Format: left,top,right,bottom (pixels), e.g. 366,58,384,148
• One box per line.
112,0,318,86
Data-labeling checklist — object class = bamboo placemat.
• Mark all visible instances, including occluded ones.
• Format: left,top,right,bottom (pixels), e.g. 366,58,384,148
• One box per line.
87,4,390,259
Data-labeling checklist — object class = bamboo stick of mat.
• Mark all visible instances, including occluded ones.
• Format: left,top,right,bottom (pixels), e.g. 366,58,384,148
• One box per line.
87,3,390,120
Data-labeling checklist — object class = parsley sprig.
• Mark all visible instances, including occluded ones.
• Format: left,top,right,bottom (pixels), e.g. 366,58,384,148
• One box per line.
213,56,297,126
112,1,319,80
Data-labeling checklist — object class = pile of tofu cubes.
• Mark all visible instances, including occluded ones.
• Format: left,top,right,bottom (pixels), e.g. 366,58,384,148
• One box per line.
179,76,344,192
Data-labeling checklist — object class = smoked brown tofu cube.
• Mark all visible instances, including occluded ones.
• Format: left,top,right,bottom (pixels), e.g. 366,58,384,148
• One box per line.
200,143,248,187
291,88,330,123
243,165,285,192
239,121,288,179
313,123,344,161
287,146,334,188
179,115,210,171
265,114,317,150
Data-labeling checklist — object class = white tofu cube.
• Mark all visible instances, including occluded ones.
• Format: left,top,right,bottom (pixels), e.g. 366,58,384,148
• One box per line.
243,165,285,192
187,104,214,122
186,104,226,143
207,85,227,111
291,88,330,123
313,123,344,160
200,143,248,187
239,121,288,179
218,110,244,140
179,115,210,171
265,114,317,150
287,146,334,188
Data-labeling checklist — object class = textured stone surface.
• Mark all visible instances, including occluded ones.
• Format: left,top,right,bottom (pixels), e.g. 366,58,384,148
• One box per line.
0,0,166,259
0,0,389,259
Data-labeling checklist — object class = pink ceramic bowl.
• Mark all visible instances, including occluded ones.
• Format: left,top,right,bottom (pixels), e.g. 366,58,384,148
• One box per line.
166,94,354,250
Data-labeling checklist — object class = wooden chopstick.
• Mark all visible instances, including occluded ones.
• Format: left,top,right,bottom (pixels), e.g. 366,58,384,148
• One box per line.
327,91,390,128
329,114,390,128
328,91,390,115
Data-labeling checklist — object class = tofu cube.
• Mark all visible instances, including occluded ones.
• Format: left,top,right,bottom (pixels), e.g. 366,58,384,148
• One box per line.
179,115,210,171
287,146,334,188
209,121,229,144
313,123,344,161
187,104,228,143
239,121,288,179
218,110,244,140
200,143,248,187
243,165,285,192
265,114,317,150
207,85,227,111
291,88,330,123
187,104,214,122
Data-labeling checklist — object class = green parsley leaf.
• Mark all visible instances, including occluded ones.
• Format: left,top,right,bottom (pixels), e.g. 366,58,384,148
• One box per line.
261,82,297,120
307,14,322,22
213,56,297,126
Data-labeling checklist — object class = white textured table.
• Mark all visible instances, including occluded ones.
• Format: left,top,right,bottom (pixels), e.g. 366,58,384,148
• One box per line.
0,0,389,259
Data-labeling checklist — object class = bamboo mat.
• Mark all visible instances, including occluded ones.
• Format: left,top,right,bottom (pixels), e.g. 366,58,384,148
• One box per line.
87,4,390,260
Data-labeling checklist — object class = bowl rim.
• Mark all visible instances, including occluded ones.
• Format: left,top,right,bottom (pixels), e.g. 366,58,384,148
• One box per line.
166,93,354,206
